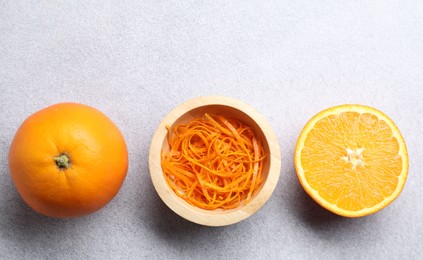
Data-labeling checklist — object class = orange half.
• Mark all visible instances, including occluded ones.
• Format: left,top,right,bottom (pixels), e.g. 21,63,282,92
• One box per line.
294,104,408,217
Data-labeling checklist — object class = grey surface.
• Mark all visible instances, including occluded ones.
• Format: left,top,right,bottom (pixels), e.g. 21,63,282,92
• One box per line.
1,1,423,259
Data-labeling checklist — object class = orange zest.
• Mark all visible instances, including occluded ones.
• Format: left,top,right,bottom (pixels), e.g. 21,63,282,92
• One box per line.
161,113,266,210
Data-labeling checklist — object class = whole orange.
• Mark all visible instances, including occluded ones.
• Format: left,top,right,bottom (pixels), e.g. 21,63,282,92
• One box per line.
8,103,128,218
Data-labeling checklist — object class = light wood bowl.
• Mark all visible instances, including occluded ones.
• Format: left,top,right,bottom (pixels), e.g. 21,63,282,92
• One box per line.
149,96,281,226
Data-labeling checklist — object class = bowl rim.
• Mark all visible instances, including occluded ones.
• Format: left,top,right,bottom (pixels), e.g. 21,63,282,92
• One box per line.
148,96,281,226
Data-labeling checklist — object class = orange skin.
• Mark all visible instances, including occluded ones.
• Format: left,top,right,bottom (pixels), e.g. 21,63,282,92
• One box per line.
8,103,128,218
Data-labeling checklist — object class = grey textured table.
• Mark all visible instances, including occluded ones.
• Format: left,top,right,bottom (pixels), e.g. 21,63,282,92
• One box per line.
1,1,422,259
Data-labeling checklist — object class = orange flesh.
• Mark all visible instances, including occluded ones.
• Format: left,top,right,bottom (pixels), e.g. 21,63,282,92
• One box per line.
300,111,403,212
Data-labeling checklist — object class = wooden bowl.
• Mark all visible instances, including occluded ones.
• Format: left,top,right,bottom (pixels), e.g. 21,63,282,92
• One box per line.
149,96,281,226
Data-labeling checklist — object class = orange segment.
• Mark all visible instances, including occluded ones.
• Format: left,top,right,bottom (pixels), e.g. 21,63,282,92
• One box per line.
294,104,408,217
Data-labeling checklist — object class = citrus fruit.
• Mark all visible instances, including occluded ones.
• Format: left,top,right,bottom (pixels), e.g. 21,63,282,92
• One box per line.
8,103,128,218
294,104,408,217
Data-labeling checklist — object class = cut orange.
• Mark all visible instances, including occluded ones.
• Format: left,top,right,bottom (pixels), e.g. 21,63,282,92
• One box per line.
294,104,408,217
